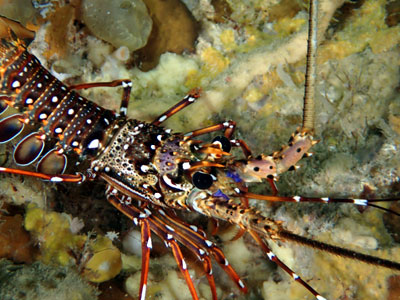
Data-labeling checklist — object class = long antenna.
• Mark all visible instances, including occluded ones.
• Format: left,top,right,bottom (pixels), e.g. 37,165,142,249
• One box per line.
302,0,318,133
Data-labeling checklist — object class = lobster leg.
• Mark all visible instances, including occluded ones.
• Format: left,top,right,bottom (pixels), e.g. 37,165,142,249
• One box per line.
184,120,236,138
107,194,201,299
230,138,252,157
169,240,200,300
155,208,248,293
139,218,151,300
149,209,220,299
190,192,400,272
105,192,152,300
152,88,201,126
107,190,248,299
68,79,132,117
247,229,326,300
240,191,400,216
0,167,84,182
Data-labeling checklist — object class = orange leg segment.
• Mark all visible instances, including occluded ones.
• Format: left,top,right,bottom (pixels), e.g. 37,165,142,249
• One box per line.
106,191,247,300
69,79,132,117
241,191,400,216
152,88,201,126
0,167,84,182
139,219,151,300
247,229,326,300
169,239,199,300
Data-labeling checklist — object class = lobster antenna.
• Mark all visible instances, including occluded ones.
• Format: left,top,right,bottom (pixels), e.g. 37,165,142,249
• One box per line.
302,0,318,133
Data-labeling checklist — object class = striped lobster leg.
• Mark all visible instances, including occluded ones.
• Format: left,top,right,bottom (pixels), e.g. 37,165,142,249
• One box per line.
106,187,247,300
186,190,400,299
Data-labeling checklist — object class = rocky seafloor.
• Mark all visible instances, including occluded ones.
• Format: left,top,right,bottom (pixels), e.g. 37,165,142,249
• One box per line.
0,0,400,299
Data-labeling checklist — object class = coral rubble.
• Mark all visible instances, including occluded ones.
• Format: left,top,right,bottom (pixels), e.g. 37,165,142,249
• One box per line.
0,259,99,300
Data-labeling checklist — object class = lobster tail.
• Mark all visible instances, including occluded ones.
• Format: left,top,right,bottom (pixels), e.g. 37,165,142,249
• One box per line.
0,28,119,162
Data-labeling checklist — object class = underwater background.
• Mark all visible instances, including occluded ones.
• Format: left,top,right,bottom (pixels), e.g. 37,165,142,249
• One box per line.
0,0,399,299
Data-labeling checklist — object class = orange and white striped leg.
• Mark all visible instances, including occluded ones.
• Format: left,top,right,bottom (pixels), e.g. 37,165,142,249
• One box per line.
155,208,248,294
108,195,201,299
152,88,201,126
241,192,400,216
248,230,327,300
107,191,247,299
0,167,84,182
138,218,151,300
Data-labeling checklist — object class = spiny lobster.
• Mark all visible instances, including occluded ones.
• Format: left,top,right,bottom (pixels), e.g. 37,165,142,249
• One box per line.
0,0,399,299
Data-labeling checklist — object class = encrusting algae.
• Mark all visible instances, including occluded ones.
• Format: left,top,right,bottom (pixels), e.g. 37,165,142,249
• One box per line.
0,259,99,300
24,204,122,283
82,236,122,283
0,0,399,299
24,204,87,266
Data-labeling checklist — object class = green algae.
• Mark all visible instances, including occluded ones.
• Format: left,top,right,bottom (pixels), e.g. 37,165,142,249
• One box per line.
0,259,99,300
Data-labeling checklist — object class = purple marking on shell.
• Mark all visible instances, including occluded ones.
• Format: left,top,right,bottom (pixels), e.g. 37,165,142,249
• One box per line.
157,137,182,173
213,189,230,201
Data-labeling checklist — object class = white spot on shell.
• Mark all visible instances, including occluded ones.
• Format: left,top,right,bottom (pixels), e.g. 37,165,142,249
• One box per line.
181,259,187,270
205,240,213,247
50,177,63,182
158,115,167,122
147,237,152,249
238,279,245,289
88,139,100,149
165,225,175,232
140,165,149,172
12,81,20,88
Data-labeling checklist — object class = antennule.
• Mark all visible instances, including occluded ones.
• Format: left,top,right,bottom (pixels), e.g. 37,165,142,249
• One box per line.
302,0,319,133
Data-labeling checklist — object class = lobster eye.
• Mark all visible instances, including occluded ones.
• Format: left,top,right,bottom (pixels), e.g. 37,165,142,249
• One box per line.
192,171,213,189
212,136,231,153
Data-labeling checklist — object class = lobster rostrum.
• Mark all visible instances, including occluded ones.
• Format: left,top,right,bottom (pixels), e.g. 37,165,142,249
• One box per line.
1,1,400,299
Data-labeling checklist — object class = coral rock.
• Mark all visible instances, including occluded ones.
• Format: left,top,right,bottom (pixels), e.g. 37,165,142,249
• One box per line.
83,237,122,283
0,213,36,263
137,0,198,71
81,0,153,51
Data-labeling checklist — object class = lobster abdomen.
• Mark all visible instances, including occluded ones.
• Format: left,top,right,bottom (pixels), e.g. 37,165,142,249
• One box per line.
0,35,118,170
